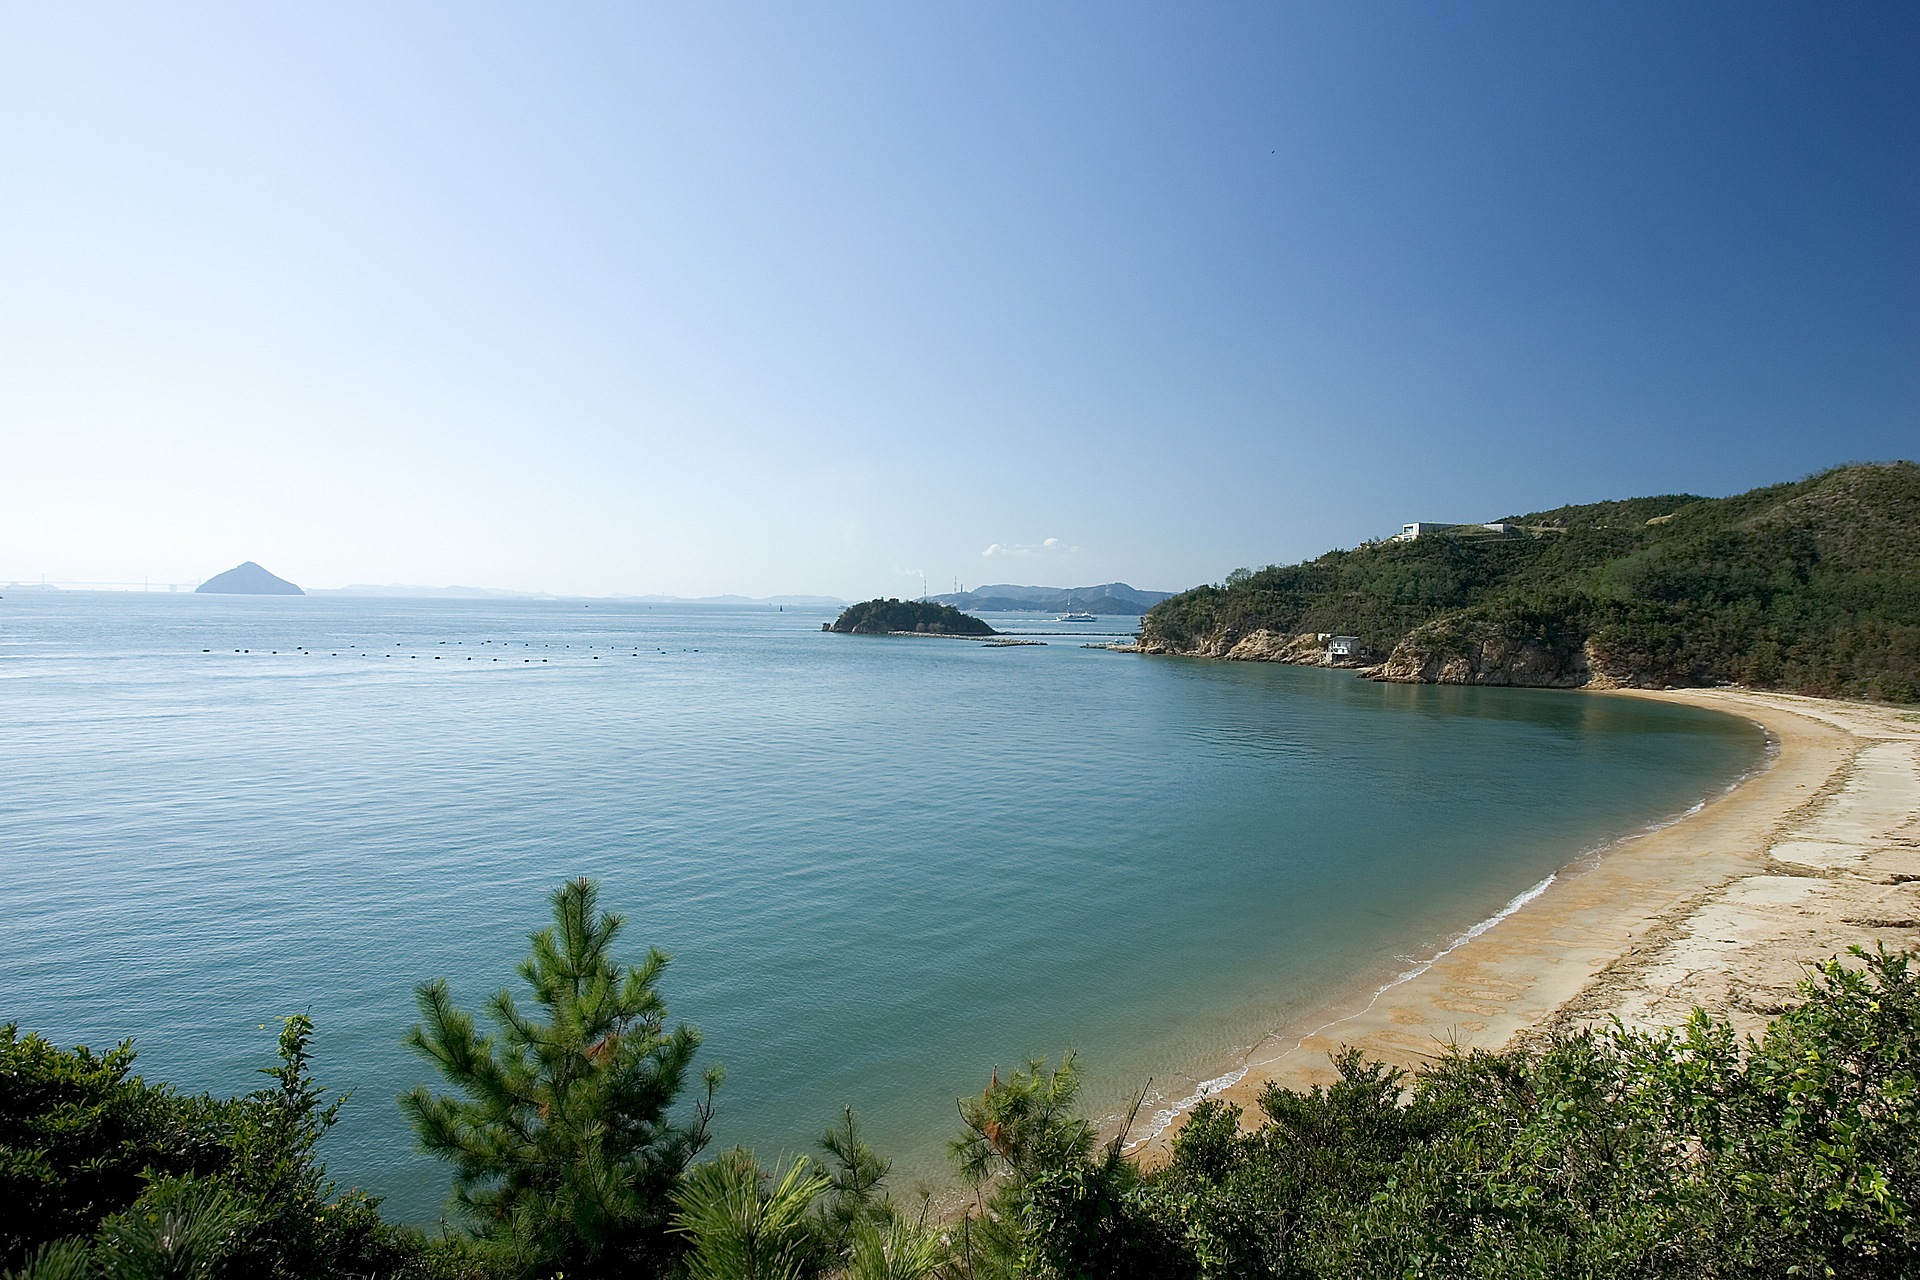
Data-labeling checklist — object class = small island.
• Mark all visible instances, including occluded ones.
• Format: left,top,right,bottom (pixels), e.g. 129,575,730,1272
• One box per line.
196,561,304,595
825,598,997,636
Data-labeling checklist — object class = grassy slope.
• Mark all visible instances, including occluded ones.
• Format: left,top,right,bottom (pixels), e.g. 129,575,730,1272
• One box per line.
1140,462,1920,701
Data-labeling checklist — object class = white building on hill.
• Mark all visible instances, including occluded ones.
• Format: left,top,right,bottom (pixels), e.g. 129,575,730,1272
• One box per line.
1395,521,1523,541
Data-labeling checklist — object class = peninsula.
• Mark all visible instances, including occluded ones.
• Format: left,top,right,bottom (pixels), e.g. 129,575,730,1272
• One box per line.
825,598,996,636
1137,462,1918,702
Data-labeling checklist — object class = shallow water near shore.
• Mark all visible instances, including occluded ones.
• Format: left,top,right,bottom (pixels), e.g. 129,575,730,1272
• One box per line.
1,594,1765,1221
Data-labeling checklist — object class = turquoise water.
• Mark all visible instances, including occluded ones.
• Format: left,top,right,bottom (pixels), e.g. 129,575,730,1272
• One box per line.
0,594,1765,1221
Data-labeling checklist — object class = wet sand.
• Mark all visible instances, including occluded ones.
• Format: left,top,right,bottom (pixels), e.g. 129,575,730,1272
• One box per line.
1130,688,1920,1158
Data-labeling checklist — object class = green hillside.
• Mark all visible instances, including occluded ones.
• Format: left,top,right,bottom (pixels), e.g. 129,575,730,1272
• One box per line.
1140,462,1920,701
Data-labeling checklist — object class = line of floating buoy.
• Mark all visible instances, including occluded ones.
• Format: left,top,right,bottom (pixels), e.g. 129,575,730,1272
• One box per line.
196,639,671,661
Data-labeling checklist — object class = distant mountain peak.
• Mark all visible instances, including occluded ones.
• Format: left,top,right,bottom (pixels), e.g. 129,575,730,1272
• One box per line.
196,561,303,595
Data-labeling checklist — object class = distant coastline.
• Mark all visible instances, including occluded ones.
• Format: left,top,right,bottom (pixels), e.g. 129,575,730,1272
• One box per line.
927,581,1171,616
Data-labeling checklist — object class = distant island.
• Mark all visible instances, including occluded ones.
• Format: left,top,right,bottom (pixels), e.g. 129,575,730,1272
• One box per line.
1138,462,1920,702
827,599,997,636
195,562,303,595
924,582,1171,615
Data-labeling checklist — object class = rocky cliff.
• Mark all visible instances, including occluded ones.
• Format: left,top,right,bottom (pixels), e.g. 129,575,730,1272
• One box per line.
1139,621,1639,688
1137,628,1381,669
1368,617,1609,687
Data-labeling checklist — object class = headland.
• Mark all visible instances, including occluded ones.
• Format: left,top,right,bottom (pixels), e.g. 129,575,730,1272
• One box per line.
1136,462,1920,703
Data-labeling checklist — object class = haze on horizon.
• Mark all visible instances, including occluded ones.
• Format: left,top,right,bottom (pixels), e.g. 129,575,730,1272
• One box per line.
2,2,1913,601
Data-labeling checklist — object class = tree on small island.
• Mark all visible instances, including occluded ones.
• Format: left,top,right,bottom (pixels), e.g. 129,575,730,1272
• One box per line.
826,599,997,636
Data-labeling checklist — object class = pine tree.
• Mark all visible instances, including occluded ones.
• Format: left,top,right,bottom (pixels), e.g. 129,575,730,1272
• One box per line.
949,1054,1093,1189
402,878,719,1278
670,1150,829,1280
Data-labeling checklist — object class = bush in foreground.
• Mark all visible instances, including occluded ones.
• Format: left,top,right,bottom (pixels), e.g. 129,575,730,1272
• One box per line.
1,1015,416,1280
975,945,1919,1279
6,878,1915,1280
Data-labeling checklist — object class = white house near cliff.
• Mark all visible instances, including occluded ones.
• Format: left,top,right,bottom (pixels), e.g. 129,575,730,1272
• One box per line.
1395,521,1521,541
1327,635,1360,656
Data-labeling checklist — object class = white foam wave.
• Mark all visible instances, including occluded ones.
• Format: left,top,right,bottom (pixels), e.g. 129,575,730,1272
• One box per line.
1129,1068,1251,1149
1123,871,1557,1151
1122,724,1779,1153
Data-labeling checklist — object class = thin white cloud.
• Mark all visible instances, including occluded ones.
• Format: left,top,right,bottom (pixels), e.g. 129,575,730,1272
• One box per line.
981,537,1078,558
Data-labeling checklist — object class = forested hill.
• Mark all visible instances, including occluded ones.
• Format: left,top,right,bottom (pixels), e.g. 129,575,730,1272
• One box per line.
827,598,997,636
1139,462,1920,702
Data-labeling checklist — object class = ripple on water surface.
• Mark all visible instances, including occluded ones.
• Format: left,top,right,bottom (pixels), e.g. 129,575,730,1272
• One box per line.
0,594,1766,1221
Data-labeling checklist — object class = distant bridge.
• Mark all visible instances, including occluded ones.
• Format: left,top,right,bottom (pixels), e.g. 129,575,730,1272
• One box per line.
3,579,203,592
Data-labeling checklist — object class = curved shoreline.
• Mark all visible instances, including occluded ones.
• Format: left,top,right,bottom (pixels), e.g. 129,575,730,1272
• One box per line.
1127,688,1920,1159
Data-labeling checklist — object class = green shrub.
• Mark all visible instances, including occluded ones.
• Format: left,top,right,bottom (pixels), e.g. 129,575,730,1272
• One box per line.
0,1027,228,1269
1000,947,1920,1279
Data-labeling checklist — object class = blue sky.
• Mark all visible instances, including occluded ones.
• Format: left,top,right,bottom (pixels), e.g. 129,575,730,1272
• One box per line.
2,2,1913,597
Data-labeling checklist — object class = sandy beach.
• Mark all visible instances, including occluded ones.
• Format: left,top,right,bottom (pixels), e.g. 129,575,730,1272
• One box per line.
1131,687,1920,1157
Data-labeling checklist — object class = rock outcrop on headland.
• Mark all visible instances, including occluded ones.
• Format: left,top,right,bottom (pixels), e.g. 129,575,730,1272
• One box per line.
1136,628,1379,669
1137,621,1598,685
1368,627,1604,687
1136,462,1920,701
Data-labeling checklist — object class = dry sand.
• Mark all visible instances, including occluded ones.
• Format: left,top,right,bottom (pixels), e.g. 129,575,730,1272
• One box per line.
1130,688,1920,1158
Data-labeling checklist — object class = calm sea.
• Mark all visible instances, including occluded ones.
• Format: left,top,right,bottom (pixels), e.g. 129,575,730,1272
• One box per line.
1,594,1765,1221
